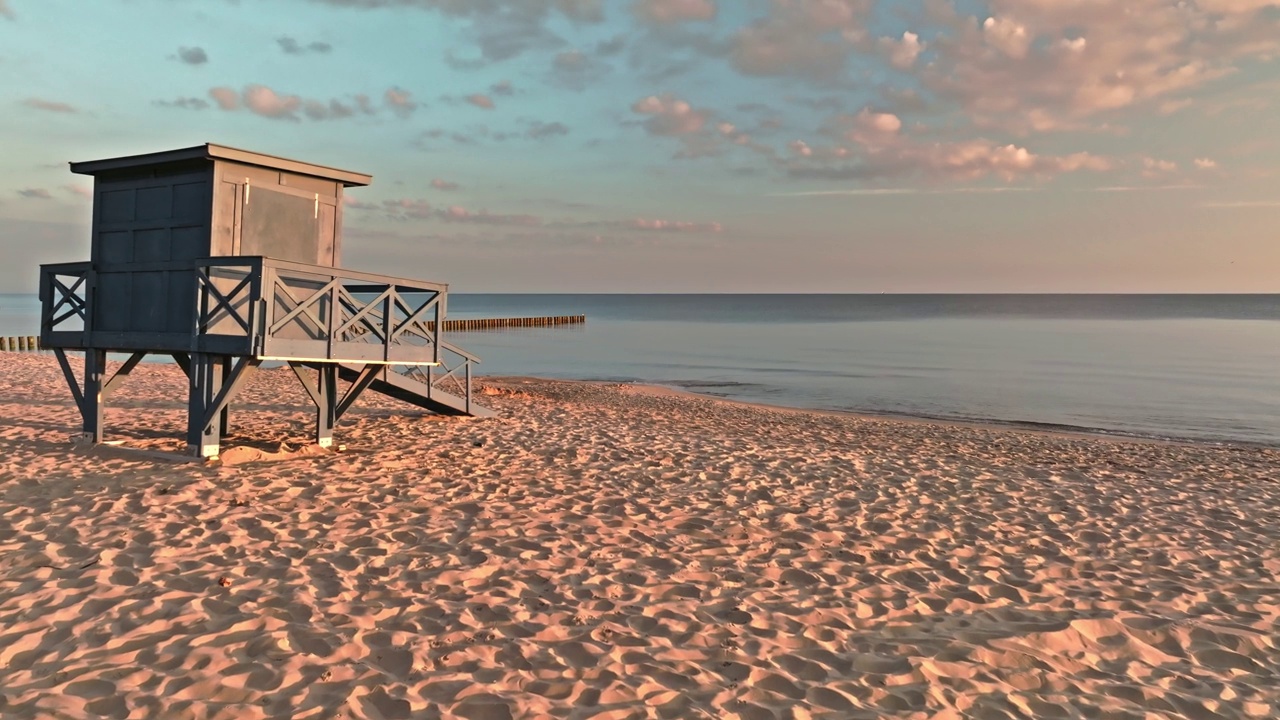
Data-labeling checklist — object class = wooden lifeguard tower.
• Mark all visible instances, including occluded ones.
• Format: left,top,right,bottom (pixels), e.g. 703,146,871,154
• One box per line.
39,144,491,458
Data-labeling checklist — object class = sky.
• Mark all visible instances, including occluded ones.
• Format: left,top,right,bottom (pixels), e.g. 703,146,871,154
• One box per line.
1,0,1278,293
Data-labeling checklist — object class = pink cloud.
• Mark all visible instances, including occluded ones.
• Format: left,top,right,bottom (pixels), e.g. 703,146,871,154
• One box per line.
793,108,1114,182
23,98,76,114
242,84,302,120
441,206,541,226
431,179,461,191
632,94,709,136
920,0,1280,132
728,0,869,81
384,88,417,117
382,198,434,220
343,195,379,210
208,85,414,122
0,0,13,20
62,185,93,199
208,87,240,111
879,31,924,70
633,0,716,24
630,218,724,233
466,94,495,110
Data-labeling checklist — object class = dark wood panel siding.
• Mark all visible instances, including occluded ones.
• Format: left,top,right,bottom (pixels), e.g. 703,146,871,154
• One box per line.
89,165,214,335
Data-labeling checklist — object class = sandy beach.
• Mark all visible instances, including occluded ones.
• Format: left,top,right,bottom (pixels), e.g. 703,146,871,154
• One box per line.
1,351,1278,719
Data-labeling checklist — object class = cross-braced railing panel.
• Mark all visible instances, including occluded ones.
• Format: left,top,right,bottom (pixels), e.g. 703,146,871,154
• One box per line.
40,263,92,338
259,262,444,364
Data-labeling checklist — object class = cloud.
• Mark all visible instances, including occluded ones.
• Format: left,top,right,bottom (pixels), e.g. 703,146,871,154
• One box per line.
879,31,923,70
62,185,93,199
632,94,709,136
431,178,460,191
209,87,240,111
633,0,716,24
278,36,333,54
303,99,357,120
1141,157,1179,178
207,85,409,121
791,110,1114,182
440,206,542,226
628,217,723,232
23,98,76,113
175,46,208,65
775,187,1037,197
1200,200,1280,209
526,120,570,139
343,196,380,210
728,0,869,82
304,0,604,66
490,80,515,96
551,50,609,90
1194,158,1219,170
384,87,417,117
242,85,302,120
382,198,434,220
156,97,211,110
466,94,495,110
596,35,626,56
0,0,12,20
919,0,1280,133
17,188,53,200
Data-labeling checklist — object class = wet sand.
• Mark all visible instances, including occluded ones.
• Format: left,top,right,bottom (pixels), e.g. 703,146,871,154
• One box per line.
1,352,1278,719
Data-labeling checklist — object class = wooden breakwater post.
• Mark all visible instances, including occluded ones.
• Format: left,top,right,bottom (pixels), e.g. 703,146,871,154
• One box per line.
1,336,41,351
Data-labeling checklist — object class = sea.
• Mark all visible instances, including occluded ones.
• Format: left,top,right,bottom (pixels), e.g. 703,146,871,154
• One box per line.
3,293,1278,447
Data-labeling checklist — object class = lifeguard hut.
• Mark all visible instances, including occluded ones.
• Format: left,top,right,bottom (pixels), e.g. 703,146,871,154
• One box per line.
39,144,490,458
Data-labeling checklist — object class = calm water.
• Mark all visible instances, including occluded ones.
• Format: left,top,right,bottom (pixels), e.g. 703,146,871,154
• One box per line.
3,293,1278,446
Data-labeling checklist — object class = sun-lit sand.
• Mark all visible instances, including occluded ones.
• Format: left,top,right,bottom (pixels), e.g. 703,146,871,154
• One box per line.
1,352,1278,719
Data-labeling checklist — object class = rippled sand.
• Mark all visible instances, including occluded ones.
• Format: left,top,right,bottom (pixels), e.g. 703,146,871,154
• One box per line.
1,352,1278,719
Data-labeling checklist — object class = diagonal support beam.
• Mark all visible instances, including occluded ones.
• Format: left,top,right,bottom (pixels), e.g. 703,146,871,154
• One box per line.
53,348,85,417
171,353,192,378
103,352,146,399
336,364,381,421
289,362,324,408
197,357,259,431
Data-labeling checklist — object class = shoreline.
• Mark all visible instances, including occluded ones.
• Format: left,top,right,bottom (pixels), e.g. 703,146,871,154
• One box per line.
3,350,1277,450
491,374,1279,452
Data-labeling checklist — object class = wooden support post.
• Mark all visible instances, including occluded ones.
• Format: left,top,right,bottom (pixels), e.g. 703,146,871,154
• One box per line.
187,353,224,457
83,349,107,443
316,364,337,448
219,358,232,438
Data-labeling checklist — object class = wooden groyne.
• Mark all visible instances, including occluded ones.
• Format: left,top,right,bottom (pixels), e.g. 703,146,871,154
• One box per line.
1,336,41,351
427,315,586,332
0,316,585,351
